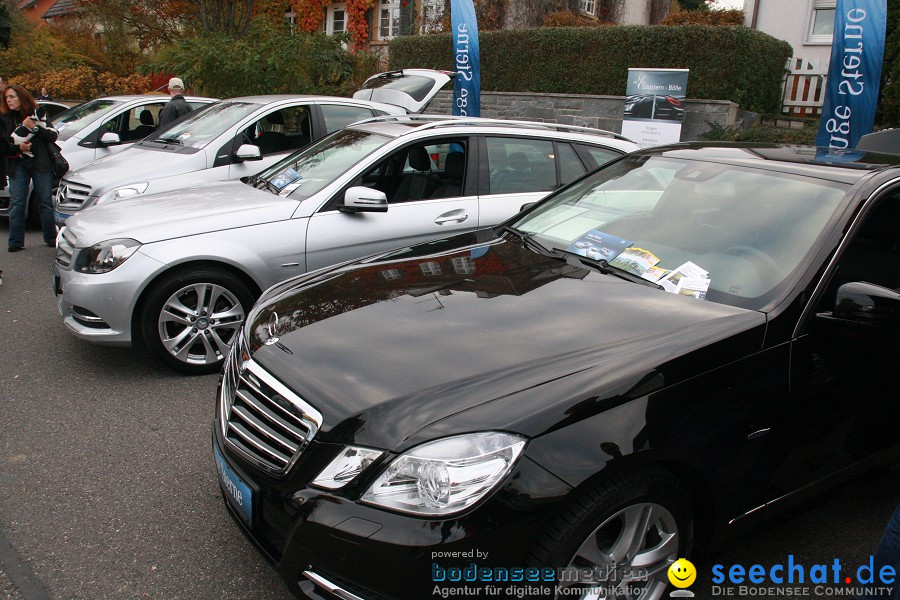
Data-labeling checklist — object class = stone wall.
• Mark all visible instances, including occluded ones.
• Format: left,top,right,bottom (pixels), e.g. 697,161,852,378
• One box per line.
423,91,758,142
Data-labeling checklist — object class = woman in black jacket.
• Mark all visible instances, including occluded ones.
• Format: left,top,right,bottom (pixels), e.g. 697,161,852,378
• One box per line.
1,84,58,251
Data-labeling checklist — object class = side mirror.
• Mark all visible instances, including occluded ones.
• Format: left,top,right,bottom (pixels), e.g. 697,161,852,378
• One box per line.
340,186,388,213
235,144,262,161
99,132,121,145
832,282,900,329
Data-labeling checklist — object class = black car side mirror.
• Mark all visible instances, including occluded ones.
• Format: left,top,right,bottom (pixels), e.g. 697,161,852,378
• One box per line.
832,281,900,329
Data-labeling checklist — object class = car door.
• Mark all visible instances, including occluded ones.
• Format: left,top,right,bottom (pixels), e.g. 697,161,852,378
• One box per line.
90,100,168,161
787,187,900,487
478,136,601,227
304,136,478,272
224,104,315,179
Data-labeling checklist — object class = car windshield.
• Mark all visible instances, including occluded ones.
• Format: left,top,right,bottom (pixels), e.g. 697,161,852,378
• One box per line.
145,101,260,149
53,99,124,141
512,154,848,310
252,129,391,201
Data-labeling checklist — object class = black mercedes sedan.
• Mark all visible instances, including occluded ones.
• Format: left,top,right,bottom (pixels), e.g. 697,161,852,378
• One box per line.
212,143,899,600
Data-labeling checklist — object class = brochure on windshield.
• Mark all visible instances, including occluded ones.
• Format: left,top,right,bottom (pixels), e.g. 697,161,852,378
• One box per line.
610,247,662,277
659,261,711,300
269,167,302,191
566,230,633,262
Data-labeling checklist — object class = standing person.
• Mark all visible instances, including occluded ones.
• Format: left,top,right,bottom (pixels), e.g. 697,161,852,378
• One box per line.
0,85,58,252
0,82,7,193
36,87,52,101
157,77,192,127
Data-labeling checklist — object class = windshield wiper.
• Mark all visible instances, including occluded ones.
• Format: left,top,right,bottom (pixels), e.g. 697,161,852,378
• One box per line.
151,137,182,145
561,250,663,289
498,225,563,259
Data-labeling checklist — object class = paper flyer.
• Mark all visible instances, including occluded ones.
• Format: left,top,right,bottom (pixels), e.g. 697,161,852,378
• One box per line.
566,230,633,262
676,277,711,300
659,262,710,300
610,247,660,276
270,167,302,190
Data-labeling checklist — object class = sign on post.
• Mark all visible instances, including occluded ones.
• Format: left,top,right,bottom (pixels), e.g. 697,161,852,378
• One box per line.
621,68,689,147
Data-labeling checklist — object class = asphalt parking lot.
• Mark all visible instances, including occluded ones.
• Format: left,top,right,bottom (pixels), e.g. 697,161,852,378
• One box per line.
1,226,897,600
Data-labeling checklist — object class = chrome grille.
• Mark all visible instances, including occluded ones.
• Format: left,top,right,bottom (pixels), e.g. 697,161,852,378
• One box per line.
56,229,77,268
56,179,93,210
220,336,322,476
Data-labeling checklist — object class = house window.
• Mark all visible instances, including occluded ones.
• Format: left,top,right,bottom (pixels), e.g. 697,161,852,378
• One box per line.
322,3,347,35
420,261,442,276
579,0,597,17
451,257,476,275
807,0,835,43
378,0,401,40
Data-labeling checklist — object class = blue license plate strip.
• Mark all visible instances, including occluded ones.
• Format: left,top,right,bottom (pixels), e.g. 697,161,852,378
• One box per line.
214,445,253,524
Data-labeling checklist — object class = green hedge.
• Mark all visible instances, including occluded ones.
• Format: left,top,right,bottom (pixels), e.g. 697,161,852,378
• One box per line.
390,26,792,114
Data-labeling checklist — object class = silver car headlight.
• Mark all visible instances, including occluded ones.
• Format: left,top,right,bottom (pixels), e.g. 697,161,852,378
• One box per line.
96,182,150,206
311,446,384,490
74,238,141,273
360,432,526,516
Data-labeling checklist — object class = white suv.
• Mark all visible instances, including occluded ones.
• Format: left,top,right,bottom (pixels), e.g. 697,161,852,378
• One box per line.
53,116,638,374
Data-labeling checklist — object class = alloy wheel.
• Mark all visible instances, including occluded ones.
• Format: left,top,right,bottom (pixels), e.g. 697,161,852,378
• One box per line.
157,282,245,366
558,502,679,600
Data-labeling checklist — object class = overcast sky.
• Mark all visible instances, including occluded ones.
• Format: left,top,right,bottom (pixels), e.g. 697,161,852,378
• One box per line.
710,0,744,8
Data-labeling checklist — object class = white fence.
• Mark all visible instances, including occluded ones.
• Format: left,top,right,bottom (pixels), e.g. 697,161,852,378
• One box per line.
782,57,828,117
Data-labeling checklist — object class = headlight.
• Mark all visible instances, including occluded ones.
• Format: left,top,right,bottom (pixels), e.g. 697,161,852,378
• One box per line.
74,238,141,273
311,446,384,490
360,432,526,516
96,182,150,206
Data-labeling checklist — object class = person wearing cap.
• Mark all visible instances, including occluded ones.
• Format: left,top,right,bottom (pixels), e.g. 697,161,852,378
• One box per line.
158,77,193,127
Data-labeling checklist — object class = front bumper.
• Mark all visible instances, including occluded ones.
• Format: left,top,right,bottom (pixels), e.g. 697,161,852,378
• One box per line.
211,421,568,600
54,250,164,346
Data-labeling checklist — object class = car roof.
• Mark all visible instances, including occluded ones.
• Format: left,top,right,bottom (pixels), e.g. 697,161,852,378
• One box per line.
640,142,900,184
344,115,640,149
95,95,217,102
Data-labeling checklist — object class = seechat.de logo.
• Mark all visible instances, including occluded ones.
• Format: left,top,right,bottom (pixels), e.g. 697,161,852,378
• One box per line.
668,558,696,598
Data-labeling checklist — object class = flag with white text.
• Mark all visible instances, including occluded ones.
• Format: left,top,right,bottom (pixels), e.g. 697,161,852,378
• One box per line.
816,0,887,149
451,0,481,117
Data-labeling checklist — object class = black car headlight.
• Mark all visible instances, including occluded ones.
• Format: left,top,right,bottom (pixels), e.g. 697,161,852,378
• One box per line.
358,432,526,516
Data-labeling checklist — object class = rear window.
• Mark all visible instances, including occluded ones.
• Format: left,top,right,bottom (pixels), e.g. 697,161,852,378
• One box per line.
361,74,436,102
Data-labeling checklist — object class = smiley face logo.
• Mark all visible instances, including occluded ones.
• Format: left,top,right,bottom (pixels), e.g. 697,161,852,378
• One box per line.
668,558,696,588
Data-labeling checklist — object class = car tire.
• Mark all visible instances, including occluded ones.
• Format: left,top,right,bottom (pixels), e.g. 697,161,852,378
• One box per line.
140,267,255,375
527,467,693,600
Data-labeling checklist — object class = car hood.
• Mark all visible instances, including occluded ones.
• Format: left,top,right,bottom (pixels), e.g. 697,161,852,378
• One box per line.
246,230,767,449
65,145,203,191
64,180,296,247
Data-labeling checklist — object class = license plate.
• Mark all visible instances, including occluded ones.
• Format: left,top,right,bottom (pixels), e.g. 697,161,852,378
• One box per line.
214,445,253,524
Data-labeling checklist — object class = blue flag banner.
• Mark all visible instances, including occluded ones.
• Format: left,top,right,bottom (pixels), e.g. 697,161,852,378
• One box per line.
816,0,887,149
451,0,481,117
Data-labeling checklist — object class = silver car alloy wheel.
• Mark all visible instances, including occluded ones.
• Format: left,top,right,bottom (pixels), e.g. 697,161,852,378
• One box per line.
558,502,679,600
156,282,246,366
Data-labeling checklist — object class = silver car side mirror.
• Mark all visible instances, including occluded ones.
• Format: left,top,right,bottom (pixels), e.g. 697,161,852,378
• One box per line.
340,186,388,213
235,144,262,161
100,132,121,145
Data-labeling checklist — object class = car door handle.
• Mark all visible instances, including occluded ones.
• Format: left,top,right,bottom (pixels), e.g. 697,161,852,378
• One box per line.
435,210,468,225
